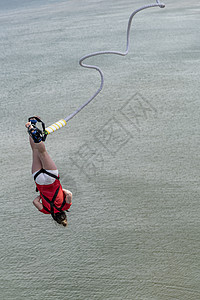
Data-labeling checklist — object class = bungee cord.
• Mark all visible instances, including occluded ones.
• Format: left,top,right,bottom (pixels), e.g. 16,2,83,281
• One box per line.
45,0,165,136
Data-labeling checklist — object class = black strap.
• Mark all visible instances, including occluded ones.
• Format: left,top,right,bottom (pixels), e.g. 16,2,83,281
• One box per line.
34,168,59,181
28,116,48,141
40,186,66,214
42,169,60,180
34,169,44,181
28,116,46,132
59,193,67,210
41,205,51,213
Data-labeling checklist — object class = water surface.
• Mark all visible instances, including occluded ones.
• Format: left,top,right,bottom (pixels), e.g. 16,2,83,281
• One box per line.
0,0,200,299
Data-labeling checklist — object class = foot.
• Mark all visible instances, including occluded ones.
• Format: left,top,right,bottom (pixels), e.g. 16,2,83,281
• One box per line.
25,122,43,143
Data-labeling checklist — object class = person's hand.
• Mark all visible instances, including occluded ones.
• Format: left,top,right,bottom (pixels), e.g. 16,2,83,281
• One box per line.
63,189,72,204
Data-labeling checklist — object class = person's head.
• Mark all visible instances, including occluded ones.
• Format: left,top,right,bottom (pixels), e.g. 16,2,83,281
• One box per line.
51,211,68,227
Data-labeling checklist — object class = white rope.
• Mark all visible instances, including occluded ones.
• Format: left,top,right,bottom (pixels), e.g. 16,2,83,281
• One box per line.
45,0,165,134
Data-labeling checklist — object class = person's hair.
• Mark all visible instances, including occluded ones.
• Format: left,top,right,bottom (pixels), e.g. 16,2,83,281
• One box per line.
51,211,68,227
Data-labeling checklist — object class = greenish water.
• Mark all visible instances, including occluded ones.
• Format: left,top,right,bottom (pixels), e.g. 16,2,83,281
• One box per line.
0,0,200,299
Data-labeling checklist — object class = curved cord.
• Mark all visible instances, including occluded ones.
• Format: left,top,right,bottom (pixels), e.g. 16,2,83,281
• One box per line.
45,0,165,135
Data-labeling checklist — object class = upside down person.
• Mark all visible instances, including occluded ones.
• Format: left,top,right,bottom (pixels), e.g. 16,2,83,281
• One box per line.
25,117,72,227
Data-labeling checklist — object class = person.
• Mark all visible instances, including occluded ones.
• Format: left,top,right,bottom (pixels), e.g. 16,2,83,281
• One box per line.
25,117,72,227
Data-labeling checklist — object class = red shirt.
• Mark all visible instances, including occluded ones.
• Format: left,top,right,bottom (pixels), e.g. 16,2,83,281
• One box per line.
36,179,71,214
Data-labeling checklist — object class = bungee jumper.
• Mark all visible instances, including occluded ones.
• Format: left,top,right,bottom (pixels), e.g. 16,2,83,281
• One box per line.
26,117,72,227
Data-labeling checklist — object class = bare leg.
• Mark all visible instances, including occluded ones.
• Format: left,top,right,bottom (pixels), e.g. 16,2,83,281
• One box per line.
33,141,57,171
26,122,57,172
29,137,42,174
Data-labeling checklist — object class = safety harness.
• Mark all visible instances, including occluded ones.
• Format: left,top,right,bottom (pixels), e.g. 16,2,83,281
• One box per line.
34,169,68,214
34,168,59,182
28,116,48,143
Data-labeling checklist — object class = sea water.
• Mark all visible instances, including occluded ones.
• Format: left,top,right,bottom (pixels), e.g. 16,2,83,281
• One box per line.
0,0,200,299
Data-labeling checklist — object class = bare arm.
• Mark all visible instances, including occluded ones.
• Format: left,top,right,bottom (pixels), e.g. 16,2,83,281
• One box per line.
63,189,72,204
33,195,43,211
